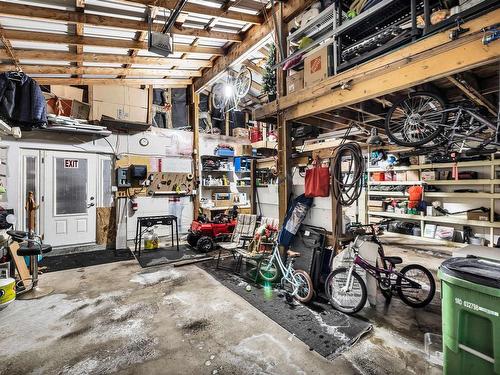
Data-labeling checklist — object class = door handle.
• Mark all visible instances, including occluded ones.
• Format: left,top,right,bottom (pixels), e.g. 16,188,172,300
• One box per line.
87,203,95,208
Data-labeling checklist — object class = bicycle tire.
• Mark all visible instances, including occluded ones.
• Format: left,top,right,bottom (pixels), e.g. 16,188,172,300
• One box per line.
211,82,226,110
396,264,435,308
325,267,367,315
291,269,313,303
235,67,252,99
258,256,280,282
385,91,447,147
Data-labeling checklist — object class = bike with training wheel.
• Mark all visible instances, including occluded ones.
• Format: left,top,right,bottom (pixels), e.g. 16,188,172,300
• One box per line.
258,239,314,303
325,222,435,315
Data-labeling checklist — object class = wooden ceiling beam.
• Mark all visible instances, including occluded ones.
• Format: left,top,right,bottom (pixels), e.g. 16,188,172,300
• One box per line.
0,65,201,77
242,59,265,76
2,30,224,55
0,49,212,68
34,77,191,86
121,0,263,25
0,2,242,42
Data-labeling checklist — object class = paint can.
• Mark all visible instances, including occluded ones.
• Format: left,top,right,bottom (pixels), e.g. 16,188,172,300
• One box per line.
0,277,15,310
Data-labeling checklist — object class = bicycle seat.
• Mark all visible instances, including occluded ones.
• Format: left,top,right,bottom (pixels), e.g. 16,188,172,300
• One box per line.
17,244,52,256
338,234,354,245
383,256,403,265
7,230,29,242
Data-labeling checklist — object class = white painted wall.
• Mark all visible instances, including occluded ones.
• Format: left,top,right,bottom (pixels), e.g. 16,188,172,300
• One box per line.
0,127,195,247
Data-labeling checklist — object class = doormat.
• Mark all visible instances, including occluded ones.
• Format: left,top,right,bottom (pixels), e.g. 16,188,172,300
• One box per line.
198,259,372,359
131,245,205,268
42,249,133,273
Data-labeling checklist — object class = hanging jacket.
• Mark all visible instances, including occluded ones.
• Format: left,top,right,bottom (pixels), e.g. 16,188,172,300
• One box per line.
0,72,47,129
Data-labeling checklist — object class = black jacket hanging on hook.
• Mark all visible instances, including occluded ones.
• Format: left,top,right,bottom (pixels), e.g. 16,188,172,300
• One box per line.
0,72,47,129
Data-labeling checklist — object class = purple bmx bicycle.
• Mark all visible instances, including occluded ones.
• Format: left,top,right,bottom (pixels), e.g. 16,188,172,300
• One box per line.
325,226,435,315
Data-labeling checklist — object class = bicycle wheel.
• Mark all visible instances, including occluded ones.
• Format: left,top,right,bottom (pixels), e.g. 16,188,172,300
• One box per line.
325,267,367,314
290,269,313,303
396,264,435,308
235,67,252,99
385,91,447,147
258,256,280,282
211,82,226,110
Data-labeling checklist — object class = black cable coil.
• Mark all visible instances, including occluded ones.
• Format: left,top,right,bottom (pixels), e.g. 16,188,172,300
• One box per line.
332,142,365,207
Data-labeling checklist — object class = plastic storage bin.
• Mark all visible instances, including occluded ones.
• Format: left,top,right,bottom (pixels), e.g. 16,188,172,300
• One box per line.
439,257,500,374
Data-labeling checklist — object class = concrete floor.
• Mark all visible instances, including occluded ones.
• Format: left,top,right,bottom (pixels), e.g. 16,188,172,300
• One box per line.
0,247,444,375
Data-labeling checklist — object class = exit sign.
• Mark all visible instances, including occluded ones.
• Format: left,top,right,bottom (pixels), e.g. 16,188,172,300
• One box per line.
64,159,79,168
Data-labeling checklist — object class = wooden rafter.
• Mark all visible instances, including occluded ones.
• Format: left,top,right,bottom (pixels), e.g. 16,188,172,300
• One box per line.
121,0,263,25
0,50,212,68
0,65,201,77
2,30,224,55
0,3,243,42
447,74,498,116
74,0,84,78
33,78,191,86
120,6,158,79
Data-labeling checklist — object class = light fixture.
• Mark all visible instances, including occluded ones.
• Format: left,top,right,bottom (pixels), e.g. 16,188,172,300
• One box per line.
224,84,233,98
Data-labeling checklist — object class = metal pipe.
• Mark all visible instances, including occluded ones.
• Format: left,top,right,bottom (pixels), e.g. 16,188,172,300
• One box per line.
162,0,189,34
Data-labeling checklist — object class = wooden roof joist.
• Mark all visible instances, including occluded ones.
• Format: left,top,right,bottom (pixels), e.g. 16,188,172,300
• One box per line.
0,2,243,42
0,65,201,77
0,49,212,68
122,0,263,25
2,30,224,55
34,78,192,86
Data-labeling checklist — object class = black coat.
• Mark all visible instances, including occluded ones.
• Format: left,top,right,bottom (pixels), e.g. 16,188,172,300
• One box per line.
0,72,47,129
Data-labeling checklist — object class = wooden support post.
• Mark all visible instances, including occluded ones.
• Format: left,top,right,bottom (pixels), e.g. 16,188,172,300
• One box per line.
277,114,291,225
276,2,291,226
191,86,200,218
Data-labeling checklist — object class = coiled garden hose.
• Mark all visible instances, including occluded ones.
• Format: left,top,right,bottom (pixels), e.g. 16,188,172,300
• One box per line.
331,142,365,207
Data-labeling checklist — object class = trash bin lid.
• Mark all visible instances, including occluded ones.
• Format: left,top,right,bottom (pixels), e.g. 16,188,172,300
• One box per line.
440,256,500,289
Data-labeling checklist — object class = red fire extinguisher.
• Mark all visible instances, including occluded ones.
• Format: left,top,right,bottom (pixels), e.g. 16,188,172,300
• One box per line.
130,195,138,211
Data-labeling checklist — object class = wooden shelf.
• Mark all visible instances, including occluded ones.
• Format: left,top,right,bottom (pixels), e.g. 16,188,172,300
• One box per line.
369,180,422,185
368,191,407,197
424,192,500,199
425,179,500,185
252,140,277,149
368,211,500,228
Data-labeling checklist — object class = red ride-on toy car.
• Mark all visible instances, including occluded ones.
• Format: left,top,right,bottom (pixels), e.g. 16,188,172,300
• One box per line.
187,207,238,253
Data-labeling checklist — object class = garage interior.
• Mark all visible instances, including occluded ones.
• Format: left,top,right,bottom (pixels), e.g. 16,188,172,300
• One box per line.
0,1,498,374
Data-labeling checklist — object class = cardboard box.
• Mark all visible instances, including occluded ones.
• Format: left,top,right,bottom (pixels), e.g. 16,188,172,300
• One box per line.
368,200,384,207
91,86,148,122
234,144,253,156
71,100,90,120
421,170,436,181
233,127,249,138
287,70,304,94
406,170,420,181
467,211,490,221
304,44,333,88
395,171,407,182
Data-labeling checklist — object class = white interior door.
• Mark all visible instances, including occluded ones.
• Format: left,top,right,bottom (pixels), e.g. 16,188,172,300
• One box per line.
43,151,97,247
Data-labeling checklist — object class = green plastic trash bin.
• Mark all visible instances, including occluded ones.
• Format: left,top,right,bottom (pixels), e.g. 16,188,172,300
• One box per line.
439,257,500,375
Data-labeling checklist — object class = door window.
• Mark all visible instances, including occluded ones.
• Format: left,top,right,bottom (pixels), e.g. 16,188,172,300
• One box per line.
55,158,88,215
